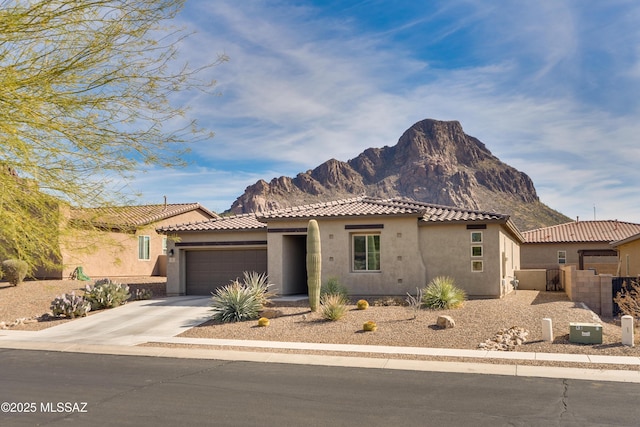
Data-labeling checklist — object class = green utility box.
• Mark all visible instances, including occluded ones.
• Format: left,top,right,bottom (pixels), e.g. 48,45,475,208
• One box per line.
569,322,603,344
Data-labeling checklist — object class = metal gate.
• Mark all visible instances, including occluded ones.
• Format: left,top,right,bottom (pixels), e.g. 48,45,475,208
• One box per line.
546,268,562,291
612,277,637,316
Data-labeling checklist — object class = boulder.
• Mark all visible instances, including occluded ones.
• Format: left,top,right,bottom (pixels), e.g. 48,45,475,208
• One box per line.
436,315,456,329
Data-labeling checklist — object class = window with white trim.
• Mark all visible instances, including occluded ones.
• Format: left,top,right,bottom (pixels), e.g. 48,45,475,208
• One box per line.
471,231,483,243
557,250,566,264
471,245,483,257
472,260,483,272
138,235,150,260
162,237,167,255
353,234,381,271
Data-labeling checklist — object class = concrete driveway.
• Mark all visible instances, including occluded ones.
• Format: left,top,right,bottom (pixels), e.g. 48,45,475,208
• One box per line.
0,296,212,346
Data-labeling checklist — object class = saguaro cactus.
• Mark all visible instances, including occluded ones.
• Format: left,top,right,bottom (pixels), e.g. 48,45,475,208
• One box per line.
306,219,322,312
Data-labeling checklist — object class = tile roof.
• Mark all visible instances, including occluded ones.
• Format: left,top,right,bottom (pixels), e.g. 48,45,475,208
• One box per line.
72,203,217,229
522,220,640,244
610,231,640,247
158,213,265,232
256,196,424,219
158,196,518,235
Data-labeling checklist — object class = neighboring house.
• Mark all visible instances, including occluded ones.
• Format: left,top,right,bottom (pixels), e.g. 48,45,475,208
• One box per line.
521,220,640,275
61,203,217,279
158,196,523,299
611,232,640,277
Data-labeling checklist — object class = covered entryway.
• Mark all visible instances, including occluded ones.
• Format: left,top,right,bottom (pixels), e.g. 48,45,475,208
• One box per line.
185,249,267,295
281,235,308,295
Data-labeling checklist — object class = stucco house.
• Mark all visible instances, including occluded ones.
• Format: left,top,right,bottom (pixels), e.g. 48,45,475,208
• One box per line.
611,232,640,277
521,220,640,275
159,196,523,299
61,203,217,279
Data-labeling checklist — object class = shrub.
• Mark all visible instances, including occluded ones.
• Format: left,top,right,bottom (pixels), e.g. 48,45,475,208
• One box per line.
363,320,377,332
84,278,131,310
242,271,276,307
356,299,369,310
134,288,154,301
51,292,91,318
614,280,640,318
257,317,270,327
2,259,29,286
211,281,262,323
320,293,348,321
405,287,424,319
321,277,349,304
422,276,466,310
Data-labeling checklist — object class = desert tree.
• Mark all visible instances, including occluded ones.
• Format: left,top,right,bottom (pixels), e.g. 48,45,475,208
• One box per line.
0,0,226,272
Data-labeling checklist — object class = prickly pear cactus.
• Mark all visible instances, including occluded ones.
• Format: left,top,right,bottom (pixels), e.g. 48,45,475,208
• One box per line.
306,219,322,312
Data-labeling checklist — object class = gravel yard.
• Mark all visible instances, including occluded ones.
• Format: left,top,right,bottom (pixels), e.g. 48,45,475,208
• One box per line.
2,279,638,366
178,290,639,357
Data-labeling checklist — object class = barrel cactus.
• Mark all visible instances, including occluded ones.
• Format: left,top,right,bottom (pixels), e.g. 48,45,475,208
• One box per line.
306,219,322,312
257,317,270,327
356,299,369,310
363,320,377,332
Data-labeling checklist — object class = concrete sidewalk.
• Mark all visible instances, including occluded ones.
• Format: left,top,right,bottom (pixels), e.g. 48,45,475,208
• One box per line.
1,296,639,383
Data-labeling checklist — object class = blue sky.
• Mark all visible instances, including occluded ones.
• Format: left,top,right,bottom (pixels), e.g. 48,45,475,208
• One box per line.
132,0,640,226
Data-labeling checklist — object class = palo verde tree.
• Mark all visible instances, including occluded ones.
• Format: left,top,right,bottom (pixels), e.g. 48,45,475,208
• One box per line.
0,0,226,272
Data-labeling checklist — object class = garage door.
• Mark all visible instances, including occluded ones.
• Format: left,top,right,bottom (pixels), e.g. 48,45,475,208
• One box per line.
185,249,267,295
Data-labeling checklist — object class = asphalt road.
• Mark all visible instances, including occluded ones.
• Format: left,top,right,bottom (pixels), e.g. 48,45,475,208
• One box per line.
1,349,638,426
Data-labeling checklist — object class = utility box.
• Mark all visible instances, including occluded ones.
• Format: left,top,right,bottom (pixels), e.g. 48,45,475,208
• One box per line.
569,322,603,344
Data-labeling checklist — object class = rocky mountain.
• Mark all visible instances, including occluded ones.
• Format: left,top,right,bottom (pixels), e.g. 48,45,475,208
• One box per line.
228,119,570,231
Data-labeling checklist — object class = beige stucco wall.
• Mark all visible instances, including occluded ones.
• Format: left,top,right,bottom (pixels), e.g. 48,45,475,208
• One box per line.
419,223,520,298
521,242,617,273
165,229,268,296
62,209,212,279
515,269,547,291
166,216,521,299
616,239,640,276
267,216,427,296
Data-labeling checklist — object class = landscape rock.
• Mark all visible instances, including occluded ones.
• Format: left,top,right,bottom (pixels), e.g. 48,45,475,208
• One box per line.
479,326,529,351
436,315,456,329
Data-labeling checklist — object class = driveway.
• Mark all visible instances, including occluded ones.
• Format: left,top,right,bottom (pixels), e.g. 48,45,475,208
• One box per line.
0,296,212,346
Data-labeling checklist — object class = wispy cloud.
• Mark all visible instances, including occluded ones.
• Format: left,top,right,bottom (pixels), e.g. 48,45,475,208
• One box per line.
131,0,640,223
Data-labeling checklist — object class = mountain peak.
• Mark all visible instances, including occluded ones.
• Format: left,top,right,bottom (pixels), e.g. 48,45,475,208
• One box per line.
228,119,569,230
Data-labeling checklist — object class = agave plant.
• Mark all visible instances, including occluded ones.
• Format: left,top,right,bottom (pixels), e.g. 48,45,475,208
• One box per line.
320,293,348,321
422,276,466,310
211,281,262,323
242,271,276,306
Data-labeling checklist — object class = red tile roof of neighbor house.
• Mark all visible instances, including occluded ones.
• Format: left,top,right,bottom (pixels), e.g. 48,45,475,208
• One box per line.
72,203,217,230
522,220,640,244
158,196,522,241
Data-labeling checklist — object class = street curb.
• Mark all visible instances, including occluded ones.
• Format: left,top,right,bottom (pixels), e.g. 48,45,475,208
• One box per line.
1,340,638,384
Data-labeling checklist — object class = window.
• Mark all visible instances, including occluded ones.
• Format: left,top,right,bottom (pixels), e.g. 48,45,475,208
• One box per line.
472,260,483,272
471,246,483,257
557,250,566,264
138,235,150,260
471,231,483,243
353,234,380,271
162,237,167,255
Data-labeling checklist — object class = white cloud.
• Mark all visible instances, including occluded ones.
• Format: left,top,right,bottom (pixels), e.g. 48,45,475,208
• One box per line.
141,0,640,222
